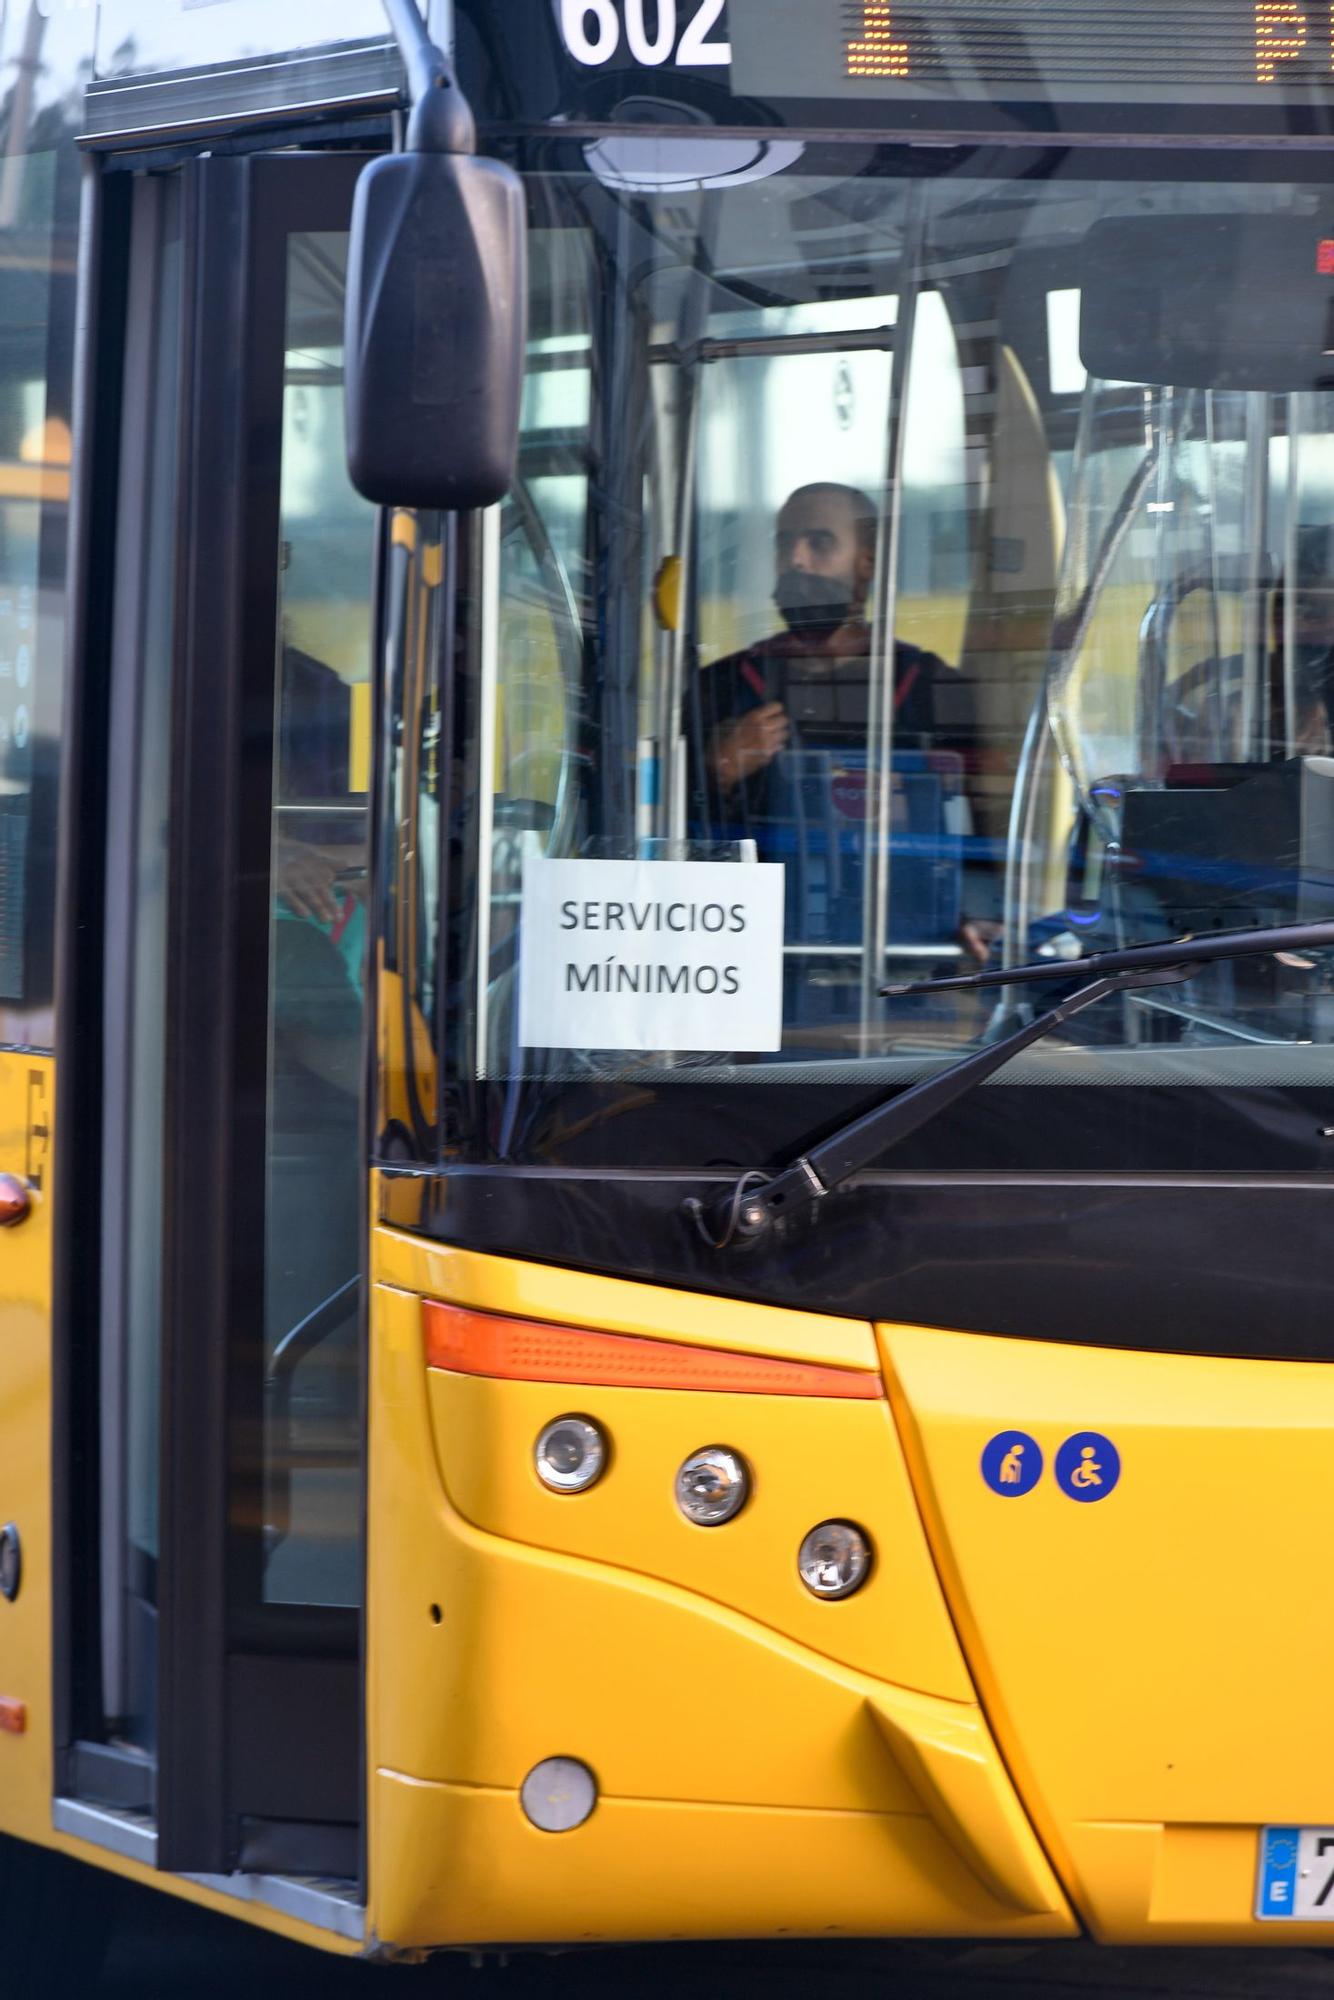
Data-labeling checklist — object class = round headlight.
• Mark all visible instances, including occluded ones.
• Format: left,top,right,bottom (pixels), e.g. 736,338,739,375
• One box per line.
675,1446,749,1525
535,1416,607,1493
798,1520,871,1600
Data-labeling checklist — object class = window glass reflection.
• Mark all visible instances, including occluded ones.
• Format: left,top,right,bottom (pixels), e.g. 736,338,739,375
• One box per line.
263,232,375,1608
93,0,387,77
433,159,1334,1161
0,0,91,1038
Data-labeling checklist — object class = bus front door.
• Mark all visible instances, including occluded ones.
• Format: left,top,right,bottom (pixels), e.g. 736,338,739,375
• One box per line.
75,149,375,1886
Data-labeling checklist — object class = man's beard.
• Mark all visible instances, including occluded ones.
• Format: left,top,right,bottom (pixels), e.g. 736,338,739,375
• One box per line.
774,568,856,639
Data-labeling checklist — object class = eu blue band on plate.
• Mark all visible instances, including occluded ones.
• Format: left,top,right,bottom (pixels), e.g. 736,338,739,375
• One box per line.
1259,1828,1300,1917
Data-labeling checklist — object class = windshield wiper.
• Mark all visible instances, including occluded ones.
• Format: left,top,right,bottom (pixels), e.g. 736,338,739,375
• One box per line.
685,918,1334,1250
879,918,1334,999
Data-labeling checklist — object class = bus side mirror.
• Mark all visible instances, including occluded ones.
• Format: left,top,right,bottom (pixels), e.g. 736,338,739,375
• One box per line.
344,149,527,511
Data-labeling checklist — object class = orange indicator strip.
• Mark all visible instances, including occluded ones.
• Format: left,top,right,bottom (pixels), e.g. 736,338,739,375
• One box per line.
423,1301,884,1398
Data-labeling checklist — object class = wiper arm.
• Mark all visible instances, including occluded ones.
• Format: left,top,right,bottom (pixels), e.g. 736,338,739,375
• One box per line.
881,918,1334,997
686,917,1334,1252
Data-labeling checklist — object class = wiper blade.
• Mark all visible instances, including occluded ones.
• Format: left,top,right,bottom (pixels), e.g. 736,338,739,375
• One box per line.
881,918,1334,997
686,917,1334,1252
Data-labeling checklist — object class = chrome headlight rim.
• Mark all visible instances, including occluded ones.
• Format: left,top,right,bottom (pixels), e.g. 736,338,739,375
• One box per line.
534,1413,608,1494
674,1444,751,1526
797,1517,873,1600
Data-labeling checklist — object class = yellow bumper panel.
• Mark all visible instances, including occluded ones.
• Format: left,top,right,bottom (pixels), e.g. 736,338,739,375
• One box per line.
373,1768,1063,1948
882,1319,1334,1943
367,1243,1073,1948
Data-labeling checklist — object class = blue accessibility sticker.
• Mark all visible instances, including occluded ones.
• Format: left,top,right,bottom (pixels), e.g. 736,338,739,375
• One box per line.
1055,1431,1121,1502
980,1430,1043,1496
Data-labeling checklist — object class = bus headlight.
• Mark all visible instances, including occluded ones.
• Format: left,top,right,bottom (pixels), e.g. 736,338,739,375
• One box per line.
798,1520,871,1599
535,1416,607,1493
675,1446,749,1525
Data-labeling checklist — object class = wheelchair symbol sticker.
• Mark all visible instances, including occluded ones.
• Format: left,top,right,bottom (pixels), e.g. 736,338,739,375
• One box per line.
980,1430,1042,1496
1055,1431,1121,1502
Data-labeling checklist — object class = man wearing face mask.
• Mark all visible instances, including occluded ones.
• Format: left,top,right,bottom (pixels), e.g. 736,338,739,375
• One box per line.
692,482,955,960
698,483,941,814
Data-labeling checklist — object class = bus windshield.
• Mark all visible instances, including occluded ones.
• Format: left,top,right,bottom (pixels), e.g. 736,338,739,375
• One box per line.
435,144,1334,1127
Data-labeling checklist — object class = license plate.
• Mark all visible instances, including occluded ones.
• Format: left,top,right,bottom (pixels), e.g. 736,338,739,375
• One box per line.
1257,1827,1334,1917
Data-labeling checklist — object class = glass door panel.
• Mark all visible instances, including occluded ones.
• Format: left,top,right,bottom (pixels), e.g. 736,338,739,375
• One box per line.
263,230,374,1608
121,149,376,1874
97,174,183,1783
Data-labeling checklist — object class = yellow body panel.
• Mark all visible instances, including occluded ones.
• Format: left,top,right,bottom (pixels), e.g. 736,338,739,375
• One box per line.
882,1320,1334,1943
0,1053,358,1955
366,1252,1073,1947
425,1366,971,1699
373,1776,1057,1948
0,1052,58,1839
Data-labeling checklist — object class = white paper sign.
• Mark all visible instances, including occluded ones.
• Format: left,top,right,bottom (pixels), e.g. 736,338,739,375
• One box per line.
518,858,785,1053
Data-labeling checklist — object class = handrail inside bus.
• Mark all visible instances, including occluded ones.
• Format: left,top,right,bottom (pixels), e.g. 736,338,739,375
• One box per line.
649,326,898,367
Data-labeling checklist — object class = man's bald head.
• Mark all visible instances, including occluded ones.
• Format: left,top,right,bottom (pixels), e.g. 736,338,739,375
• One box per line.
778,483,879,562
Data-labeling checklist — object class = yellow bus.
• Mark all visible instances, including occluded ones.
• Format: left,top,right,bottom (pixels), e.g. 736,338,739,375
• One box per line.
7,0,1334,1980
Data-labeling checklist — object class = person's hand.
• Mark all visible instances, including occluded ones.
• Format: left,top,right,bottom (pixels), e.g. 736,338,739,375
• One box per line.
275,839,343,924
959,917,1003,967
710,702,790,790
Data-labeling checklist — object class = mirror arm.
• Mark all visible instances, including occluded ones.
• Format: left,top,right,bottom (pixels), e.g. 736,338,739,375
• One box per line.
381,0,477,154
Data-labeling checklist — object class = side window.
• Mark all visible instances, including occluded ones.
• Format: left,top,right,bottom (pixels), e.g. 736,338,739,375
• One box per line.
379,507,447,1161
0,6,95,1046
0,364,49,1006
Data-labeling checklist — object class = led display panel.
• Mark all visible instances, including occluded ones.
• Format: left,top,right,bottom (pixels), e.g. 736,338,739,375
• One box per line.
727,0,1334,104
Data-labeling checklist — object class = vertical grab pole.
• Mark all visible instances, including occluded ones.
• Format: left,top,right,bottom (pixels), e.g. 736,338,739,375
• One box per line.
660,201,721,853
1139,382,1177,784
861,182,924,1049
662,369,700,848
1283,391,1303,761
1204,391,1226,760
473,502,502,1079
1240,388,1270,761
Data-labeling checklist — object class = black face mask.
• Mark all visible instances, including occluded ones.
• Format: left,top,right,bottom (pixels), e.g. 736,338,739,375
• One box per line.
774,567,855,639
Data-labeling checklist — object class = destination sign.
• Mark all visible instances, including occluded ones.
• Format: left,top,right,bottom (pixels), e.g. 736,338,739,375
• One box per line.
723,0,1334,104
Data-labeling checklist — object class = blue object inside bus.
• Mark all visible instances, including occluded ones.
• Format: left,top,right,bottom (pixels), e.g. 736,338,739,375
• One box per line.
770,747,964,947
